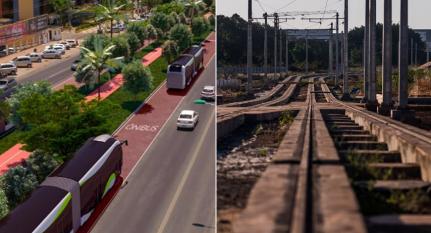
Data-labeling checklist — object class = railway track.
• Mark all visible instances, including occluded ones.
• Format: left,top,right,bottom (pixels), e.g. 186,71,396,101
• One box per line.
227,74,431,233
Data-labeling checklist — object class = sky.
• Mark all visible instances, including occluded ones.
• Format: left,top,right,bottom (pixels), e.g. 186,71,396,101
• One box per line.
216,0,431,31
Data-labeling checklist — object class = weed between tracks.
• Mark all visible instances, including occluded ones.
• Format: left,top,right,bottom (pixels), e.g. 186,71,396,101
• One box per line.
217,111,295,233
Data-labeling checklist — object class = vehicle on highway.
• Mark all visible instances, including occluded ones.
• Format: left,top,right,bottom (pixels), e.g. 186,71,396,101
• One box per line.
42,49,62,59
71,59,80,71
177,110,199,130
28,53,42,62
0,78,17,91
201,85,215,101
0,134,126,233
0,62,17,76
66,39,79,47
110,25,121,33
59,41,71,50
13,56,32,68
167,45,204,89
52,45,66,54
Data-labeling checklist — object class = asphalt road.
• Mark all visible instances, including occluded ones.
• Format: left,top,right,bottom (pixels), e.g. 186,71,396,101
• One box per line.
91,58,216,233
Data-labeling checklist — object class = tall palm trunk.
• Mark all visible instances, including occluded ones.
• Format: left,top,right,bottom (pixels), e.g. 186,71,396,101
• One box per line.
110,19,113,39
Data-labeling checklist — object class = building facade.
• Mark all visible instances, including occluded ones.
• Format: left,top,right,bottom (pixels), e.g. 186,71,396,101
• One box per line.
0,0,50,23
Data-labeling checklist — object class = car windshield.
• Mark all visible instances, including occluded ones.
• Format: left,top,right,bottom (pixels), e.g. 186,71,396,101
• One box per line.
179,114,192,119
203,88,214,92
0,80,7,85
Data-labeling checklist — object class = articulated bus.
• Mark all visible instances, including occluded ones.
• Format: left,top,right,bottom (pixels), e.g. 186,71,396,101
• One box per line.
167,45,204,89
0,135,126,233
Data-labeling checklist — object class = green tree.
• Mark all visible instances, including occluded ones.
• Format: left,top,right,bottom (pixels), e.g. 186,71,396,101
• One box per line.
26,150,60,183
143,0,161,10
162,40,179,63
122,60,153,97
182,0,205,27
127,21,148,43
153,1,185,14
127,32,141,57
191,17,207,36
146,24,158,39
0,188,9,219
3,166,38,208
169,12,180,24
80,36,123,99
7,81,52,128
48,0,72,25
82,34,109,52
0,100,10,127
95,0,126,39
150,12,171,33
112,36,131,61
178,12,187,24
169,24,193,52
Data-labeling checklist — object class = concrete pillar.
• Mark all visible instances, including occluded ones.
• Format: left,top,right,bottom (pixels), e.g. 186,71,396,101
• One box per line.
329,26,333,79
279,28,283,77
305,36,309,73
263,13,268,82
247,0,252,93
286,31,289,75
378,0,392,115
342,0,350,100
335,13,340,86
366,0,378,111
361,0,370,103
392,0,414,120
274,14,278,79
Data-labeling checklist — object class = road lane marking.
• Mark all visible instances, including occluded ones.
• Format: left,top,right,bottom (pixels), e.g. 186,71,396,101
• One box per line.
124,123,159,132
155,110,214,233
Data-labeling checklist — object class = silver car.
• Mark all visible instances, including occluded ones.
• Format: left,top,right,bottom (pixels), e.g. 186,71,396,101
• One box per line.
0,78,17,91
0,63,17,77
42,50,62,59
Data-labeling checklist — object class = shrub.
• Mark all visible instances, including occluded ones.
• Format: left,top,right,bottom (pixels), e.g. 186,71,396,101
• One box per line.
192,17,208,36
3,166,38,208
0,188,9,219
169,24,193,52
153,2,185,14
178,12,187,24
127,32,140,56
26,150,60,183
122,60,153,97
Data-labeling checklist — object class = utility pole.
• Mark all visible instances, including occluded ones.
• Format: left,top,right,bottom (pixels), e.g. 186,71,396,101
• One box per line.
342,0,350,100
263,13,268,82
411,38,414,65
367,0,377,111
415,42,418,65
379,0,392,115
335,12,340,86
362,0,369,103
286,30,289,75
274,13,279,79
247,0,252,93
329,23,334,79
305,34,309,73
279,27,283,77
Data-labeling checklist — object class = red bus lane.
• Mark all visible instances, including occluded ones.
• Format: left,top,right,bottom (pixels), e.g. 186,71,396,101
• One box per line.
116,32,215,178
79,32,215,233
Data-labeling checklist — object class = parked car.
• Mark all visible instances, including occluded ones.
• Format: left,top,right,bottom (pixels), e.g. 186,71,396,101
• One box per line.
52,45,65,55
66,39,79,47
8,47,16,54
0,63,17,76
28,53,42,62
71,59,80,71
13,56,32,68
0,50,7,57
0,78,17,91
177,110,199,130
42,49,62,59
59,41,71,50
110,25,121,33
201,85,215,101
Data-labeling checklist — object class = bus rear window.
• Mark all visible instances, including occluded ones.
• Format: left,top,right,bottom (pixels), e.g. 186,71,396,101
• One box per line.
169,65,182,72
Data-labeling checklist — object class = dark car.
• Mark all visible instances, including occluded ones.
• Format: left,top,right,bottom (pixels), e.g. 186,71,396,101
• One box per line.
71,59,80,71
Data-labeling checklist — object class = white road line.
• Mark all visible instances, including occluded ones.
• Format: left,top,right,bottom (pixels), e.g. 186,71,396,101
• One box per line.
155,109,214,233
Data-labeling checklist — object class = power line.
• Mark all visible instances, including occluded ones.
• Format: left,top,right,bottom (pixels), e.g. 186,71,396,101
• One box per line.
276,0,298,12
320,0,330,28
254,0,266,13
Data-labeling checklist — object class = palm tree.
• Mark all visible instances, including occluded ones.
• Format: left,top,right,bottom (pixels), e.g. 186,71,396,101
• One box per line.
80,36,123,100
96,0,126,39
182,0,204,27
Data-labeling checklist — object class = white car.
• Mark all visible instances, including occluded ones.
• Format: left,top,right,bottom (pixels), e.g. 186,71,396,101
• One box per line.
65,39,79,47
201,85,215,101
0,62,17,77
177,110,199,130
52,45,66,54
42,49,62,59
13,56,32,68
28,53,42,62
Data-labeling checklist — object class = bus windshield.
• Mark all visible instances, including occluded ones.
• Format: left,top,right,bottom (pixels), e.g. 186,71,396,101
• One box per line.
169,65,182,72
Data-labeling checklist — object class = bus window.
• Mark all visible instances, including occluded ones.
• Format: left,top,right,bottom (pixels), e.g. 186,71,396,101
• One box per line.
169,65,182,72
